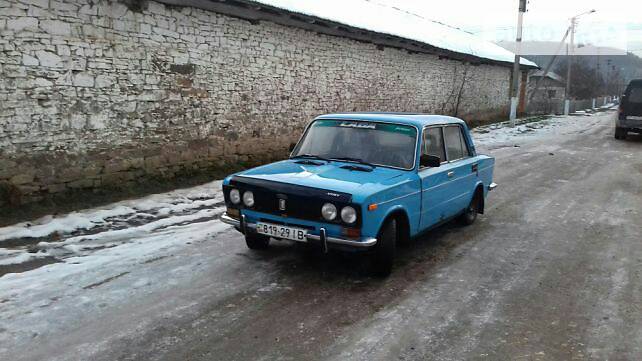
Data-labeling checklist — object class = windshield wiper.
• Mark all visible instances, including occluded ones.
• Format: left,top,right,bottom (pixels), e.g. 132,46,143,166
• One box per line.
290,154,331,162
330,157,377,168
339,164,374,172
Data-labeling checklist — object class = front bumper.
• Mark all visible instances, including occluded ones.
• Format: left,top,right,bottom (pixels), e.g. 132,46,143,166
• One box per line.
220,213,377,250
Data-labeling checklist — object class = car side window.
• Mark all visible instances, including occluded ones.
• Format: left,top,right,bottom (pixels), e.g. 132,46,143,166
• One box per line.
422,127,446,163
444,126,465,161
459,128,471,157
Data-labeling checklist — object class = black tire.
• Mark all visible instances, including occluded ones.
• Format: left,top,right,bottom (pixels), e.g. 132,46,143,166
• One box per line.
370,219,397,277
245,233,270,250
459,193,480,226
615,127,627,140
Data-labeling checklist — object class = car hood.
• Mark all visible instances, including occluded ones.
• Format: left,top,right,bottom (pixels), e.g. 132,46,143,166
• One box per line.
234,159,410,201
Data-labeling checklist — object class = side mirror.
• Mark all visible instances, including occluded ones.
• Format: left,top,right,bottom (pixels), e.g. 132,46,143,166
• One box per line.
288,143,296,152
420,154,441,168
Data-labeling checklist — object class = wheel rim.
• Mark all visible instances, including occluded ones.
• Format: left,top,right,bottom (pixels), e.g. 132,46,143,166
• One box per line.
467,200,477,220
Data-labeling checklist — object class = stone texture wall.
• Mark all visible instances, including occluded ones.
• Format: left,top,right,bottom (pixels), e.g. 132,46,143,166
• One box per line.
0,0,512,207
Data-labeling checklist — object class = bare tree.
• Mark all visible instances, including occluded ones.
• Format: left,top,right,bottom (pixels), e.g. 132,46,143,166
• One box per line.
441,63,470,116
556,58,603,99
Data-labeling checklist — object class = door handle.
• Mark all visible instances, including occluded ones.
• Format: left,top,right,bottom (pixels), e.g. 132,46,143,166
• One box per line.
472,163,478,173
447,171,455,178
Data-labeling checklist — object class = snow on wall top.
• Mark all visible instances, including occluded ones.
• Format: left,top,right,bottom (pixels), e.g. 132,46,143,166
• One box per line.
249,0,538,68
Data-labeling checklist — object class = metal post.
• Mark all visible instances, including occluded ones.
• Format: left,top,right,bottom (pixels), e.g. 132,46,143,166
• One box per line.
510,0,526,126
527,27,571,104
564,18,575,115
562,10,595,115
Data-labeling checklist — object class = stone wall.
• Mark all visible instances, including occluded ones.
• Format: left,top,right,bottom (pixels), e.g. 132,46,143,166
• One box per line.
0,0,512,207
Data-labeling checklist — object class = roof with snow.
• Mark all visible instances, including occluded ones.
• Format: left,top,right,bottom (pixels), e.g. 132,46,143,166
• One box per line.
159,0,538,69
531,70,565,83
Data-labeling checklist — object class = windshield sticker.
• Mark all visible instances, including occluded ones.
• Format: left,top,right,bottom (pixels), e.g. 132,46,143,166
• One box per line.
377,123,417,137
338,122,376,129
313,120,416,138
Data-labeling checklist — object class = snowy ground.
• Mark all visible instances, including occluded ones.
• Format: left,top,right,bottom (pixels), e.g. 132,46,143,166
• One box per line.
0,181,231,357
470,104,615,150
0,181,226,270
0,106,625,360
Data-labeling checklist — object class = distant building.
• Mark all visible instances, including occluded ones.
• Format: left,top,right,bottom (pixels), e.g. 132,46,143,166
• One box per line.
527,71,566,115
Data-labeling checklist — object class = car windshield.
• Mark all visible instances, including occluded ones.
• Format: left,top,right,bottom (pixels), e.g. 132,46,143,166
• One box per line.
293,120,418,169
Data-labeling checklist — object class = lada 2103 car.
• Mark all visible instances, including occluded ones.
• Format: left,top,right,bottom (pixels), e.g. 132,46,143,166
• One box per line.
221,113,497,276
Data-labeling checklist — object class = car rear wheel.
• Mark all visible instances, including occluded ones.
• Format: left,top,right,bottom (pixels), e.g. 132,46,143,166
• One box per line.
370,219,396,277
245,233,270,250
615,127,627,140
459,193,480,226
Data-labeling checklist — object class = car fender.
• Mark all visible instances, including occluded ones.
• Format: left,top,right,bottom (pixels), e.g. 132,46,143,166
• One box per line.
474,180,486,197
377,204,411,236
470,180,487,214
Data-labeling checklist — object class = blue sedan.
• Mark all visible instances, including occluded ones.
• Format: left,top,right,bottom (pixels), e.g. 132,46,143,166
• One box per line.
221,113,497,276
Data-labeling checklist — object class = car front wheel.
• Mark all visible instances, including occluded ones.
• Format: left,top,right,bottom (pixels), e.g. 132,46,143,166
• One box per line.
245,233,270,250
615,127,627,140
370,219,396,277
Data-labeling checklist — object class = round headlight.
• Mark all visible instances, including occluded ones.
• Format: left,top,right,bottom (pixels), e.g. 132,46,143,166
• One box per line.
243,191,254,207
341,206,357,224
229,189,241,204
321,203,337,221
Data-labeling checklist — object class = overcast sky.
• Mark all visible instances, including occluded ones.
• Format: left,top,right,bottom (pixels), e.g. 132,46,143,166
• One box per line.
379,0,642,57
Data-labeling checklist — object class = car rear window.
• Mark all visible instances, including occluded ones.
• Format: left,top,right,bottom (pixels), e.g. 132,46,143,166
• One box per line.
628,87,642,103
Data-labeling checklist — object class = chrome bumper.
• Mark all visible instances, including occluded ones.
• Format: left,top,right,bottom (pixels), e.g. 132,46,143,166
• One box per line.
488,182,498,191
220,213,377,249
221,213,243,227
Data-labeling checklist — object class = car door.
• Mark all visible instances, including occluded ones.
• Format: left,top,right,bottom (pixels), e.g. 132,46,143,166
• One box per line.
418,126,460,230
442,125,478,216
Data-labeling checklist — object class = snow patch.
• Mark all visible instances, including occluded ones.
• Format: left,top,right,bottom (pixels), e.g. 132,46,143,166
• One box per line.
0,181,223,243
250,0,537,67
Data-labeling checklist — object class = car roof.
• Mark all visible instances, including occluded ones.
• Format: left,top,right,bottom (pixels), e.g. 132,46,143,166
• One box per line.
315,113,467,128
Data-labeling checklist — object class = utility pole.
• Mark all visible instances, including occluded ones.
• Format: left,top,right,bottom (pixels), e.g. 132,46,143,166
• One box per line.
564,9,596,115
602,59,611,97
527,26,571,104
564,18,575,115
593,46,600,109
509,0,527,126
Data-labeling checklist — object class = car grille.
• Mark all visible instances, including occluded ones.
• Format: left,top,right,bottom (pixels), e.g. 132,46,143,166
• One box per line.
224,176,362,227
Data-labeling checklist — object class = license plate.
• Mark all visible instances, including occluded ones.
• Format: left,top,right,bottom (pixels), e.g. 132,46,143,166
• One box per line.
256,222,307,242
